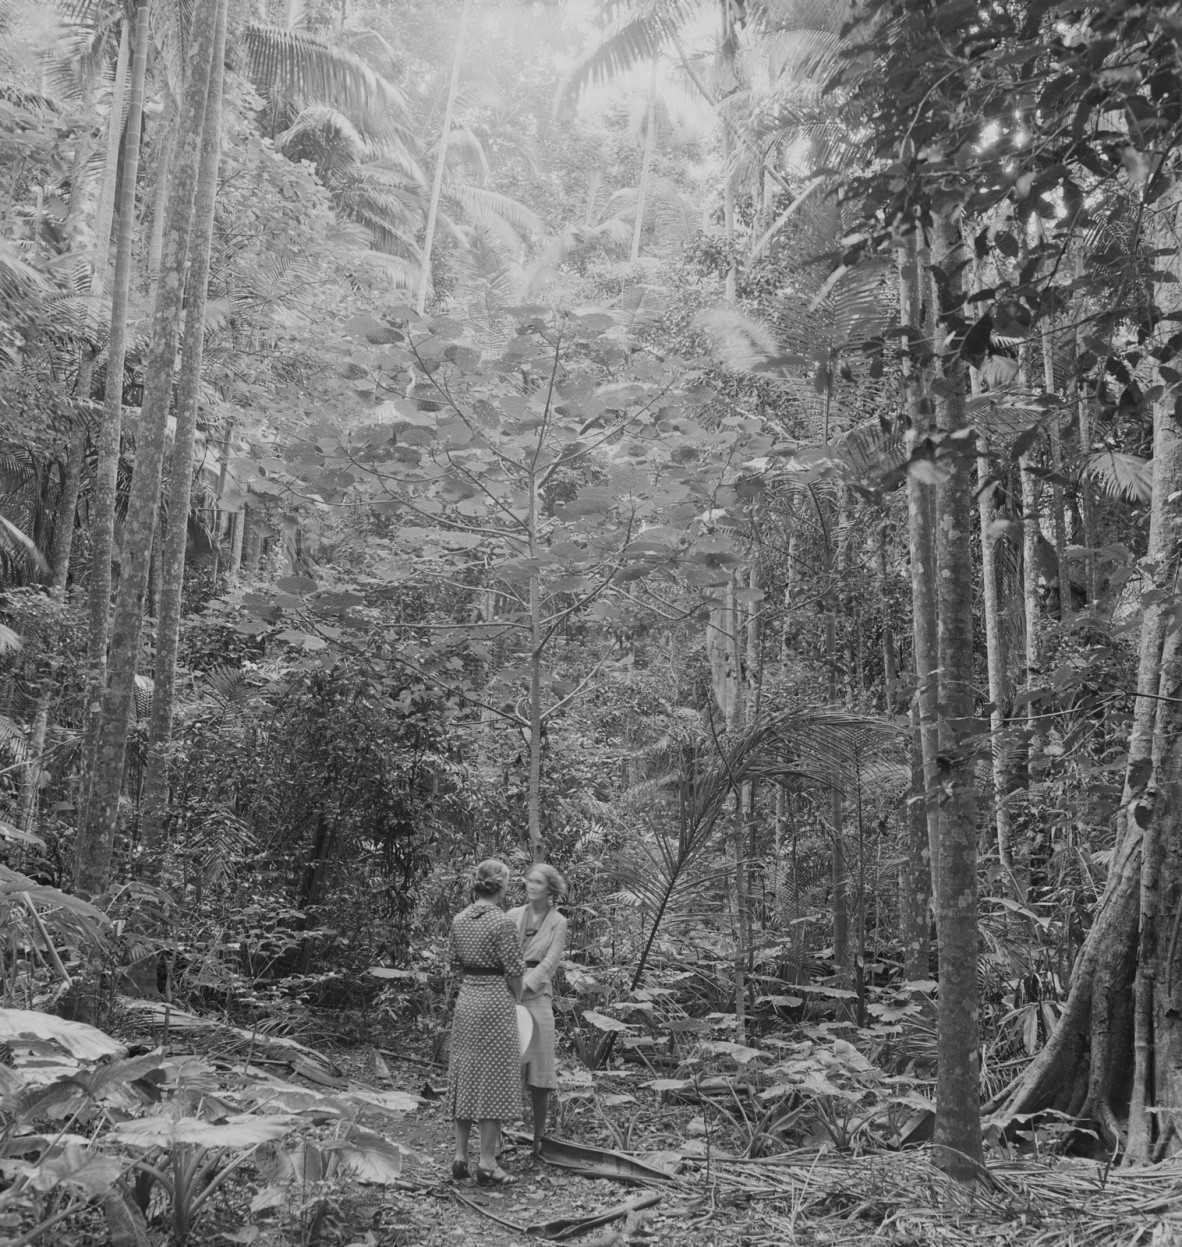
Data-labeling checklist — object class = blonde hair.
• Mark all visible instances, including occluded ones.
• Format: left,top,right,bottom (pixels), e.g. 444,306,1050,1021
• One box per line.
529,862,567,900
472,858,510,899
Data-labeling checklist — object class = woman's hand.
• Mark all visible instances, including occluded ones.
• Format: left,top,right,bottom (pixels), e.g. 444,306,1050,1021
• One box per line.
507,973,523,1003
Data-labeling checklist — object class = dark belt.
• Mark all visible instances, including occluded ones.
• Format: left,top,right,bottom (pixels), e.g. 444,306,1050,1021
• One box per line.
525,960,541,968
461,966,504,975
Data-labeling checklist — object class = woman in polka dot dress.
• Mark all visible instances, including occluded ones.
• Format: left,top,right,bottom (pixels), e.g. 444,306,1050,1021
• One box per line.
447,858,524,1186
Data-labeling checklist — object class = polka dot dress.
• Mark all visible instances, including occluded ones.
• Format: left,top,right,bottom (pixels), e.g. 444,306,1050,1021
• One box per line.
446,901,525,1122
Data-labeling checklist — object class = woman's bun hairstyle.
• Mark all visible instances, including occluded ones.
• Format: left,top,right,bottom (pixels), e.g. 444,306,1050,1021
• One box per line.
472,858,510,899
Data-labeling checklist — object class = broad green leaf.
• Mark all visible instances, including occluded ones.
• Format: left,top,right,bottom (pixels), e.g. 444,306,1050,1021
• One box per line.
0,821,46,850
701,1041,771,1063
323,1129,404,1183
110,1113,299,1148
581,1010,633,1033
27,1142,125,1195
276,576,318,595
0,1010,125,1062
342,1088,423,1116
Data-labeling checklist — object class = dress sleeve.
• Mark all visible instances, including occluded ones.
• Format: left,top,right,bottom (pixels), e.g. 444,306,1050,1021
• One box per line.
495,913,525,977
523,912,567,994
447,917,461,975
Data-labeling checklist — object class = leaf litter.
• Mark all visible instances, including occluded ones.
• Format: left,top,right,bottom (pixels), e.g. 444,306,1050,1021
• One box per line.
362,1052,1182,1247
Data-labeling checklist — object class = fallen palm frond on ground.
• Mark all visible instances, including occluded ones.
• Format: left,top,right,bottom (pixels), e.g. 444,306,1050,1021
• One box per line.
118,996,348,1084
673,1147,1182,1247
486,1126,1182,1245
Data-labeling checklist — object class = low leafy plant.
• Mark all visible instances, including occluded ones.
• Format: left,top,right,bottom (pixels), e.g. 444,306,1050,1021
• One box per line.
0,1007,422,1246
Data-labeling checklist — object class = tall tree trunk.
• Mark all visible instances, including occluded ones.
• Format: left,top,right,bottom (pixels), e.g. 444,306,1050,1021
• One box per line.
929,211,983,1181
91,19,131,296
730,578,749,1044
75,0,222,899
1074,263,1098,609
901,701,930,979
719,0,737,301
878,521,898,714
630,55,659,265
78,0,151,837
1043,329,1068,619
898,231,939,885
51,430,86,593
415,0,469,315
972,377,1016,885
147,88,177,294
141,0,227,865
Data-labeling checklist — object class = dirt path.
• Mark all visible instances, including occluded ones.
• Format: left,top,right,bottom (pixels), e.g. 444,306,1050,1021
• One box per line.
380,1053,747,1247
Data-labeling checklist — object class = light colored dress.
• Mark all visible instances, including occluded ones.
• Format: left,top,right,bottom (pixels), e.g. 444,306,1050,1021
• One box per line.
505,903,568,1091
446,900,525,1121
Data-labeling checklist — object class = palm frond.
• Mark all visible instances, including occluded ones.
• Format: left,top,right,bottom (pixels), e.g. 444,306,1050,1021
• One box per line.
442,126,491,184
242,25,408,138
441,182,543,240
1085,449,1152,504
558,15,662,102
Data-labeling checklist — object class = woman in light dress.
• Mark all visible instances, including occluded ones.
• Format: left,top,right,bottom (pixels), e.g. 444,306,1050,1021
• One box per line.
506,863,568,1155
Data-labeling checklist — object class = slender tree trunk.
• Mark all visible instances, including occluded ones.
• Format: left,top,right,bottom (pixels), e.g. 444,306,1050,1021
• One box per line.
415,0,469,315
1043,329,1068,618
827,605,848,972
228,509,244,577
526,455,544,862
78,0,151,838
878,521,897,713
729,578,749,1044
901,701,930,979
972,378,1016,885
51,430,86,593
929,210,983,1181
630,55,659,265
719,0,737,301
147,88,177,294
141,0,227,865
898,232,939,883
76,0,221,899
18,695,52,834
92,20,131,296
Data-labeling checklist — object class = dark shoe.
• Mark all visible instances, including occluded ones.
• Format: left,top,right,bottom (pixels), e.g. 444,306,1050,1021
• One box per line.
532,1140,544,1159
451,1158,469,1180
475,1165,514,1186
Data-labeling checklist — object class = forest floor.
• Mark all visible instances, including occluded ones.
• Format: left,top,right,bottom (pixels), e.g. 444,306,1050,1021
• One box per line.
346,1046,1182,1247
368,1048,750,1247
107,1007,1182,1247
